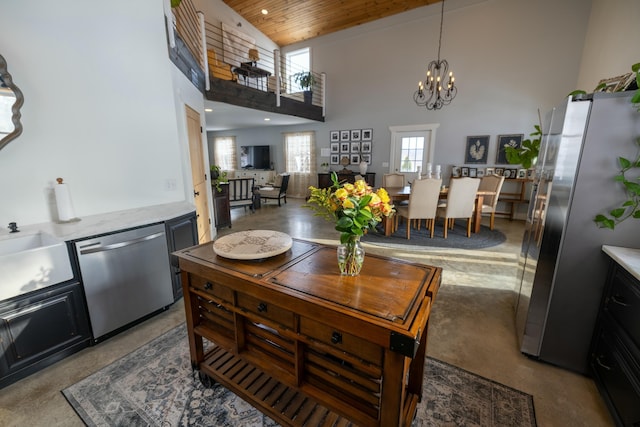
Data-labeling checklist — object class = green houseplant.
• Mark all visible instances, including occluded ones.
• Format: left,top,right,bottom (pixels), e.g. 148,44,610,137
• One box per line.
505,125,541,169
210,165,228,192
293,71,316,104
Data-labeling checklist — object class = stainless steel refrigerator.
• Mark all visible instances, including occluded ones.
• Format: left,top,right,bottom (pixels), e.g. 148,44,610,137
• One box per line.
514,92,640,374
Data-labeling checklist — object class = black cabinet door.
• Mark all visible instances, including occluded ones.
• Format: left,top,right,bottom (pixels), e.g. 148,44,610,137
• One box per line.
165,211,198,301
0,282,90,388
213,183,231,229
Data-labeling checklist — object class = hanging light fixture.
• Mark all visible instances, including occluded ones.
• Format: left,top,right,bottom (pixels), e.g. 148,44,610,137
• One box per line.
414,0,457,110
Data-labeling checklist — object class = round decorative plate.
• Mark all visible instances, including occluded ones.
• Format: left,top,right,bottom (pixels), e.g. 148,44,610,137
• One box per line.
213,230,293,260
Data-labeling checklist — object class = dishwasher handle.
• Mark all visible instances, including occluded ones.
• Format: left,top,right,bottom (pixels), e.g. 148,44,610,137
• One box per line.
78,231,165,255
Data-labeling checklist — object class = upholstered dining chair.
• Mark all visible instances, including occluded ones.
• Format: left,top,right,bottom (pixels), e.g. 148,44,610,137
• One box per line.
256,174,290,206
382,173,405,188
478,174,505,230
395,178,442,239
437,177,481,238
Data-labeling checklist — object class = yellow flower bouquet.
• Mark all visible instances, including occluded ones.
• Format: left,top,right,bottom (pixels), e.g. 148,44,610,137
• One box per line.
304,172,395,275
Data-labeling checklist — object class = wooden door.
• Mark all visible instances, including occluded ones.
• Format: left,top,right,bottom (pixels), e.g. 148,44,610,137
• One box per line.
185,105,211,243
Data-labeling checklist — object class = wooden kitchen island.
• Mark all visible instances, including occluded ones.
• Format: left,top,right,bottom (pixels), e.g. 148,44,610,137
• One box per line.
175,238,441,426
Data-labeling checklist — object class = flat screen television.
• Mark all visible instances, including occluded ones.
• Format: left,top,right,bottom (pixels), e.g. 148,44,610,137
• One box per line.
240,145,271,169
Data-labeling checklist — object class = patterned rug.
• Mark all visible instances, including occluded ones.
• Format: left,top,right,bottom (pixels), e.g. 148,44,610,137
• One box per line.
362,221,507,250
62,325,536,426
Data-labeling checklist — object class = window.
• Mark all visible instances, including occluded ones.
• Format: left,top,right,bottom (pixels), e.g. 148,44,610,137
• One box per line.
213,136,236,170
284,131,316,198
286,47,310,93
284,132,314,173
399,136,425,173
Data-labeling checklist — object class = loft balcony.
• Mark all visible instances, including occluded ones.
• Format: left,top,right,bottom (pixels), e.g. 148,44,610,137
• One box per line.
166,0,325,124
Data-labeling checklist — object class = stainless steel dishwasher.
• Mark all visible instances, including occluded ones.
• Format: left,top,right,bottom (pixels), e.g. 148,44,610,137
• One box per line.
74,223,174,342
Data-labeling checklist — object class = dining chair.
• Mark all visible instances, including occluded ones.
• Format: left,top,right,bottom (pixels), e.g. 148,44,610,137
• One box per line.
395,178,442,239
478,174,505,230
382,173,405,188
437,177,481,238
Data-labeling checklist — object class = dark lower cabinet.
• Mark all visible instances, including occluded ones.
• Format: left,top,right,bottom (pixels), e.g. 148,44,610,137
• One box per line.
590,261,640,426
318,172,376,188
165,211,198,301
213,183,231,229
0,281,90,389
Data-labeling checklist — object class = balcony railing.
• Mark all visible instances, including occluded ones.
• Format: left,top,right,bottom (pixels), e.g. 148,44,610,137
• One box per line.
167,0,325,120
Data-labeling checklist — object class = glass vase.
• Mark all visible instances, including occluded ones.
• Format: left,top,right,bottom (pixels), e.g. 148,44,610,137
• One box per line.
337,236,365,276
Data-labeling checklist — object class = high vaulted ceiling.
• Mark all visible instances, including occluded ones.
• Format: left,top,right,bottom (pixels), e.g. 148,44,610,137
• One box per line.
222,0,442,46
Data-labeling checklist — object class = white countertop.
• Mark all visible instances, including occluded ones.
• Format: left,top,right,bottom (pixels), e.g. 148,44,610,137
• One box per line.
602,245,640,281
0,202,196,242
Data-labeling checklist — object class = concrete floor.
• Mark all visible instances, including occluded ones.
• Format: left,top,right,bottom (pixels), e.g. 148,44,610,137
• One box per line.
0,198,614,426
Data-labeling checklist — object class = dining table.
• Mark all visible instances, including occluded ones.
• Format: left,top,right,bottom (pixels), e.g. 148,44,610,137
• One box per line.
382,185,496,237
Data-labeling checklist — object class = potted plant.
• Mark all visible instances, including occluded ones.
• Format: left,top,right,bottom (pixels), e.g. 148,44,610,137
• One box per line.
293,71,316,104
505,125,541,169
210,165,228,192
320,162,330,172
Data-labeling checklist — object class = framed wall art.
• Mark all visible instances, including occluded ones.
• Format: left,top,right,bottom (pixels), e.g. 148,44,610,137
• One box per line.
330,154,340,165
361,141,371,153
330,142,340,153
451,166,461,177
351,129,361,141
362,129,372,141
330,131,340,142
360,153,371,164
496,134,523,164
464,135,489,164
350,141,360,153
350,154,360,164
461,167,469,177
469,168,477,178
340,130,350,141
340,142,350,153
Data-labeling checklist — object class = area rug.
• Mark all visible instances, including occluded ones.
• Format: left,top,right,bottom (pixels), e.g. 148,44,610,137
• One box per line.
62,325,536,427
362,221,507,250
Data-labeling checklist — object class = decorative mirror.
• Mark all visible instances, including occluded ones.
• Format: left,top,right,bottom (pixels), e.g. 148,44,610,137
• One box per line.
0,54,24,151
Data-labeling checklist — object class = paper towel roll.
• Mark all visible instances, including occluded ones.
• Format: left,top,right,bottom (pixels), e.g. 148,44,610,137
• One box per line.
54,178,76,222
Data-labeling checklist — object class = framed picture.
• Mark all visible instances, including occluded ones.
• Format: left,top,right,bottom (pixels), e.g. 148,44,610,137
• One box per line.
597,74,631,93
340,142,350,153
496,134,523,164
527,169,536,179
351,129,361,141
461,167,469,177
330,131,340,142
452,166,461,177
495,167,504,176
469,168,477,178
360,153,371,164
477,169,485,178
464,135,489,164
617,72,637,91
362,129,372,141
350,154,360,164
485,167,495,176
330,142,339,153
350,141,360,153
361,141,371,153
340,130,350,141
330,154,339,165
518,169,527,179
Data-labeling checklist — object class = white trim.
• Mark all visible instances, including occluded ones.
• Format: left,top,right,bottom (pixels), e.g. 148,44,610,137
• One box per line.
389,124,439,173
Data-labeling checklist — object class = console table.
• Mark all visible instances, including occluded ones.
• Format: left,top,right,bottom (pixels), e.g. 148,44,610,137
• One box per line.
318,172,376,188
176,238,441,426
233,62,271,91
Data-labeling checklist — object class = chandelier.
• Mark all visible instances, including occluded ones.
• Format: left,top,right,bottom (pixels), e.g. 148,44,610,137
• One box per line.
414,0,457,110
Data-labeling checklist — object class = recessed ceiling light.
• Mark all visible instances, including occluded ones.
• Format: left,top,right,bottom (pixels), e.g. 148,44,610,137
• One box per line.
264,117,271,121
261,9,268,15
205,108,213,112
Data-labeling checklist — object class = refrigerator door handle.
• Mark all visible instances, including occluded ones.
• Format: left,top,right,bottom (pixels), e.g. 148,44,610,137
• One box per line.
610,295,629,307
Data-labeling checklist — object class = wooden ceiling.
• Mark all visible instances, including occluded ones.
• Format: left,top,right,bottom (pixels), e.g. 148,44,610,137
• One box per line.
222,0,442,47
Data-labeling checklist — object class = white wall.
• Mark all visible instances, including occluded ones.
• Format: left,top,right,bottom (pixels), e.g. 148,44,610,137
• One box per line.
213,0,592,183
576,0,640,90
0,0,193,227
